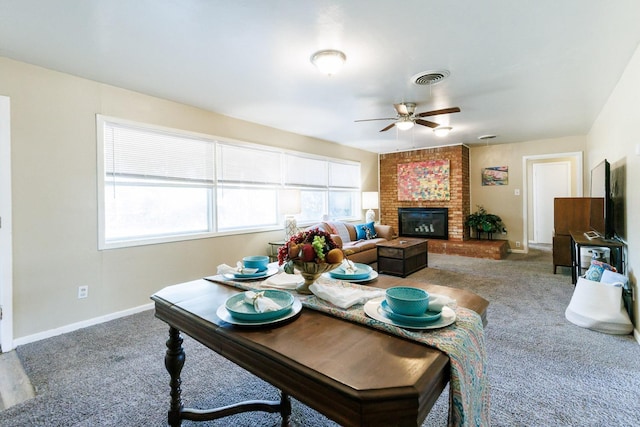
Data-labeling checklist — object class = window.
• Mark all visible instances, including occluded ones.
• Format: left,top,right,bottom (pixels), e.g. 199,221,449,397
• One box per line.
97,115,361,249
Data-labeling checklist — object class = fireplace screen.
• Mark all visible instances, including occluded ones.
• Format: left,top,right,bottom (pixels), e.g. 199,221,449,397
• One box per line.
398,208,448,239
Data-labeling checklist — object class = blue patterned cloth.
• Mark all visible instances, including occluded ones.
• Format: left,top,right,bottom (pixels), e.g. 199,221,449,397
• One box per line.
207,275,490,426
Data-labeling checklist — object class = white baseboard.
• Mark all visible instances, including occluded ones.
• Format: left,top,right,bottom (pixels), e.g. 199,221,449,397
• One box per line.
12,303,154,348
634,328,640,345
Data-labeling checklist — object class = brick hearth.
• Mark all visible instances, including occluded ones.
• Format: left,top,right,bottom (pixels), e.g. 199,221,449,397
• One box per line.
428,239,509,260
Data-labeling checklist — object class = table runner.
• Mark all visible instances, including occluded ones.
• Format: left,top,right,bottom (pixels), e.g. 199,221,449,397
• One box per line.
206,275,490,427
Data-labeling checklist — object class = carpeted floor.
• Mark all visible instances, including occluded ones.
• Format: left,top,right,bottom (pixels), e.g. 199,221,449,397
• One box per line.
1,247,638,426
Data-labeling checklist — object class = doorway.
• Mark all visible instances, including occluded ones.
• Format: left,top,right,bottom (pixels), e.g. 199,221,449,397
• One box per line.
532,161,570,244
0,95,12,352
522,152,583,253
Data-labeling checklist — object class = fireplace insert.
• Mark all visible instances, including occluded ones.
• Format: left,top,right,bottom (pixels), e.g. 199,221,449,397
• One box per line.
398,207,448,239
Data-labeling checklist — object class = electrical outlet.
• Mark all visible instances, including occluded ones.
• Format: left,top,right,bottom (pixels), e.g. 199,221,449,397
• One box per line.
78,285,88,299
516,241,521,248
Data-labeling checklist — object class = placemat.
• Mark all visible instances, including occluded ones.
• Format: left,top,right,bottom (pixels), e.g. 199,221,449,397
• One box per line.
205,274,490,427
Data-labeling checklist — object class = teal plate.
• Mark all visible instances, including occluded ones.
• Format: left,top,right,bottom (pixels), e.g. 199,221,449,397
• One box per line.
233,271,266,279
329,263,373,280
380,300,441,325
223,266,279,280
217,299,302,326
225,290,294,321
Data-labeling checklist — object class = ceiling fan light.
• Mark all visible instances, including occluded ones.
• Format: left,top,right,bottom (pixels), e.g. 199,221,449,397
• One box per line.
310,50,346,75
395,118,415,130
433,126,452,137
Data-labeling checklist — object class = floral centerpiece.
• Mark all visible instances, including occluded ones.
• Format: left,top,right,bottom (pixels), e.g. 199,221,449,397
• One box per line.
278,228,344,294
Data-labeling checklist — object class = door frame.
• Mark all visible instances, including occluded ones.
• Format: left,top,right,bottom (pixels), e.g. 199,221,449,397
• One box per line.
0,95,13,352
521,151,583,254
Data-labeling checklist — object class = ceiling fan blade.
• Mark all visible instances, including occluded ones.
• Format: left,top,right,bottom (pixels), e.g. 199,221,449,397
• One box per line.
394,103,409,116
354,117,396,122
415,119,440,128
416,107,461,118
379,123,396,132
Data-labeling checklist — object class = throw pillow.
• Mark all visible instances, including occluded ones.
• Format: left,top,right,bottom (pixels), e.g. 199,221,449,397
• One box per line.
364,222,377,239
584,260,616,282
328,221,351,243
355,222,377,240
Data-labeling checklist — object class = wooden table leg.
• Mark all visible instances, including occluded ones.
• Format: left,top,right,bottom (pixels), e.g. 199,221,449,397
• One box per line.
165,326,185,427
163,326,292,426
280,391,292,427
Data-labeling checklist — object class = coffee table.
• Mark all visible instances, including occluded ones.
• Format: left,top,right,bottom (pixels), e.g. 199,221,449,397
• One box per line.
377,238,428,277
151,274,488,426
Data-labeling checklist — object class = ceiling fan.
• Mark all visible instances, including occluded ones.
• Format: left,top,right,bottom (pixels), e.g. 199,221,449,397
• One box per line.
355,103,460,132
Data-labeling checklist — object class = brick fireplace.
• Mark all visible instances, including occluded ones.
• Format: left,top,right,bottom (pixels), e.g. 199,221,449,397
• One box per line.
379,144,470,242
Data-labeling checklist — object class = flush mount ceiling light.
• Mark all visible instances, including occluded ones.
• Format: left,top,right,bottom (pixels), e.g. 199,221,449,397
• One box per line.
433,126,452,137
395,116,415,131
310,50,346,76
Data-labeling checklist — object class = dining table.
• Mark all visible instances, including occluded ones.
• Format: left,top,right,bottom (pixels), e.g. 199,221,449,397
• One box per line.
151,272,489,426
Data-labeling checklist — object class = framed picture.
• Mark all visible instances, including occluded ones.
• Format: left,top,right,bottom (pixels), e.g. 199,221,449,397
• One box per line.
397,159,450,201
482,166,508,186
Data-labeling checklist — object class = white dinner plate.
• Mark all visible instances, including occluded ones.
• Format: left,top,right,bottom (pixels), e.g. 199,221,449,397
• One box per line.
364,296,456,330
216,299,302,326
321,270,378,283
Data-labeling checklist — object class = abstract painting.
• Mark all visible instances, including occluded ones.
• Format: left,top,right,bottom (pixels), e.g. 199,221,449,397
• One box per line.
397,160,450,201
482,166,508,186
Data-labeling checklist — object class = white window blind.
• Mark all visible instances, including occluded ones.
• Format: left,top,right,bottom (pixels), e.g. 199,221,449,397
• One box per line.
285,154,328,187
104,122,214,183
217,143,281,184
329,162,360,188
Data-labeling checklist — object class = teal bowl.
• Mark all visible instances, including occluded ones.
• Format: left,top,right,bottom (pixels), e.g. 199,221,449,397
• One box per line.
385,286,429,316
243,255,269,272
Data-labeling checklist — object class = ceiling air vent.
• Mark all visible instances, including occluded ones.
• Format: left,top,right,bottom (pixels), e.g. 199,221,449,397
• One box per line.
411,70,450,86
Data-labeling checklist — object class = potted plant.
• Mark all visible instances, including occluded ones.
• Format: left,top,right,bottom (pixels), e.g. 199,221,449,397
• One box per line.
465,205,504,240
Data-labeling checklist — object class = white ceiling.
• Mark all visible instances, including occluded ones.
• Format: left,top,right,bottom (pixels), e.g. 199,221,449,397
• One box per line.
2,0,640,153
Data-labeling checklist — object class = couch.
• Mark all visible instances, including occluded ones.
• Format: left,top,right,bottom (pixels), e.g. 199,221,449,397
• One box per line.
306,221,395,265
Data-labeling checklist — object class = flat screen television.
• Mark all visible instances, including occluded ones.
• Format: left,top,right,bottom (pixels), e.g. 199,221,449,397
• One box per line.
610,161,626,241
589,159,614,239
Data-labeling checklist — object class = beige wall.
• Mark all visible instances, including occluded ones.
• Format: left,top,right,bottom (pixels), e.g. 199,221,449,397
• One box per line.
587,42,640,333
469,136,586,251
0,57,378,340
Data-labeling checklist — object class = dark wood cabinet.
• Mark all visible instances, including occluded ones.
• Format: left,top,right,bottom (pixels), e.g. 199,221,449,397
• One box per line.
377,238,428,277
553,198,603,273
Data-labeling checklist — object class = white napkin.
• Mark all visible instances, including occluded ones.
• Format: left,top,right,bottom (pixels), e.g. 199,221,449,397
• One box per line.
264,272,304,289
216,263,258,275
309,283,386,309
243,291,282,313
340,259,357,274
428,294,456,312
